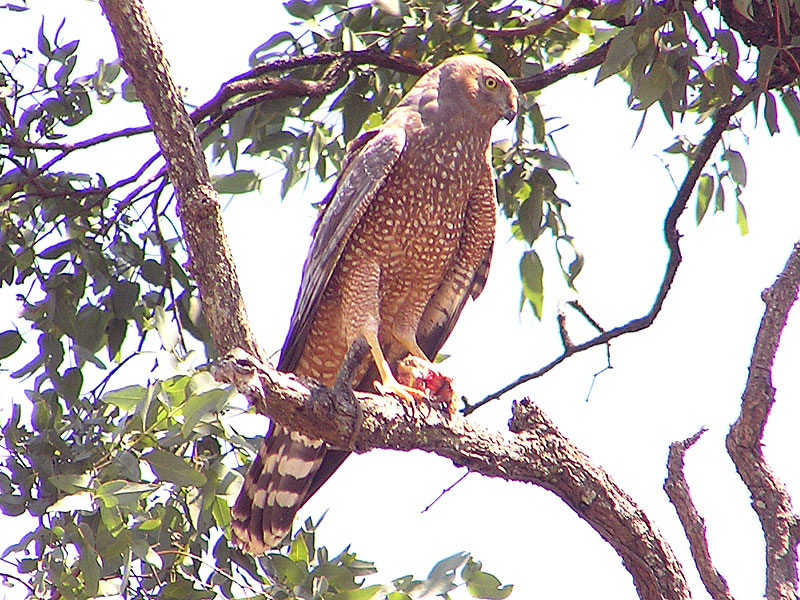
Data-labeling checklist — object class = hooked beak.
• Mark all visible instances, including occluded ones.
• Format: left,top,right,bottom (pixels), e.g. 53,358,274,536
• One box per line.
503,92,518,122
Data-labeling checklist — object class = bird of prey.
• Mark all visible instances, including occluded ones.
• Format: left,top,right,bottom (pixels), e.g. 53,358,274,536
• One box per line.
231,54,518,554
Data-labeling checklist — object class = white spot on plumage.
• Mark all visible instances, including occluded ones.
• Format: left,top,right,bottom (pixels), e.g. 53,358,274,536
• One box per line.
278,455,316,479
276,490,301,508
253,489,267,508
289,431,323,448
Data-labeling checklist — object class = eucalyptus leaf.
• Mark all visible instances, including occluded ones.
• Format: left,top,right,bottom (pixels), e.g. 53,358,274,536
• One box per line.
144,450,206,488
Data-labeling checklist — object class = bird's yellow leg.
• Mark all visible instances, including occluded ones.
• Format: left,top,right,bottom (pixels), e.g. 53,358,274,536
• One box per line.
363,331,426,402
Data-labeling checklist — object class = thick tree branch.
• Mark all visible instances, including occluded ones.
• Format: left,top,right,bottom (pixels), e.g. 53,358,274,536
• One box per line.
726,242,800,600
664,429,735,600
213,348,690,600
99,0,259,359
465,90,753,415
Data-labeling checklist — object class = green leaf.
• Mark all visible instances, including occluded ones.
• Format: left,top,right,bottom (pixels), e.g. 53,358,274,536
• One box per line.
131,537,163,569
153,304,180,353
520,250,544,320
527,102,545,144
682,0,713,47
465,572,513,599
568,16,594,35
313,563,359,591
145,450,206,488
101,384,147,411
781,89,800,134
332,584,387,600
109,280,140,318
736,199,748,235
267,554,307,587
715,29,739,68
421,552,469,597
121,77,138,102
590,0,626,20
531,149,571,171
633,57,670,110
95,480,155,508
284,0,319,19
764,91,779,135
179,388,230,437
596,28,636,83
140,259,165,285
289,531,310,565
695,174,714,224
39,239,74,259
37,17,52,58
50,472,93,494
0,329,23,360
517,197,543,244
106,317,127,361
714,182,726,212
212,170,259,194
757,45,779,87
56,366,83,401
78,528,101,595
723,149,747,187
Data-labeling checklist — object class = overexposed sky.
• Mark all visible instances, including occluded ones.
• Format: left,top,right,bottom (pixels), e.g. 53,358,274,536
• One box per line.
2,2,800,599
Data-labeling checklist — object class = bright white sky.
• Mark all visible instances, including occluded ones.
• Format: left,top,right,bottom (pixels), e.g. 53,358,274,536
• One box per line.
2,1,800,599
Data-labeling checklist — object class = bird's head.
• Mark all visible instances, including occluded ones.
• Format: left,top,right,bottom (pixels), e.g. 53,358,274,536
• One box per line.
435,55,519,126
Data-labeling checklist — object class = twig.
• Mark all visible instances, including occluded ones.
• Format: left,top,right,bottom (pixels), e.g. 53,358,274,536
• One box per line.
465,89,753,416
584,344,611,402
664,428,735,600
421,472,469,514
566,300,605,333
556,307,574,350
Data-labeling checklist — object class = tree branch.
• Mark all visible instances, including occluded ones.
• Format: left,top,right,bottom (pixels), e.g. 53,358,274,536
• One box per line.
726,241,800,600
212,347,691,600
465,89,753,415
664,429,735,600
99,0,259,359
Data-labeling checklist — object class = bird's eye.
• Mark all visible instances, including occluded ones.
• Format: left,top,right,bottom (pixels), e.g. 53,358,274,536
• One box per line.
484,76,498,89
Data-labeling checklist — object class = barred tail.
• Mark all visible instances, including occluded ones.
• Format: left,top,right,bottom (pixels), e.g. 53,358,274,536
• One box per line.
231,426,326,554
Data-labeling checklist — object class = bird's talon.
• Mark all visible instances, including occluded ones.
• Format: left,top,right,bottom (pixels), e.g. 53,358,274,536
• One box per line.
374,378,428,404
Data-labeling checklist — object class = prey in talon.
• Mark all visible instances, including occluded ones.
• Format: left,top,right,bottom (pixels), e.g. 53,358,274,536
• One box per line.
396,355,459,417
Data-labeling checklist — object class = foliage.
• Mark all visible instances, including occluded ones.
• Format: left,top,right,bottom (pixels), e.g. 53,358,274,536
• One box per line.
0,0,798,598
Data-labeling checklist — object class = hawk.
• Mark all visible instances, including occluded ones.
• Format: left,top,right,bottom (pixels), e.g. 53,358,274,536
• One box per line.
231,55,518,554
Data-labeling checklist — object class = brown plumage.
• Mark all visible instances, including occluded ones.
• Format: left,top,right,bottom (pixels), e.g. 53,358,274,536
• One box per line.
231,55,518,554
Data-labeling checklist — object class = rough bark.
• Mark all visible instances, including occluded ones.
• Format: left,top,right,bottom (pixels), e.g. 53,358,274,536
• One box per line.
213,347,690,600
665,430,735,600
99,0,259,359
727,243,800,600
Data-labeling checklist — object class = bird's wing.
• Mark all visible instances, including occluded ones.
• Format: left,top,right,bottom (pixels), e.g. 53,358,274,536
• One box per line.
417,245,493,360
417,177,496,360
278,127,406,372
